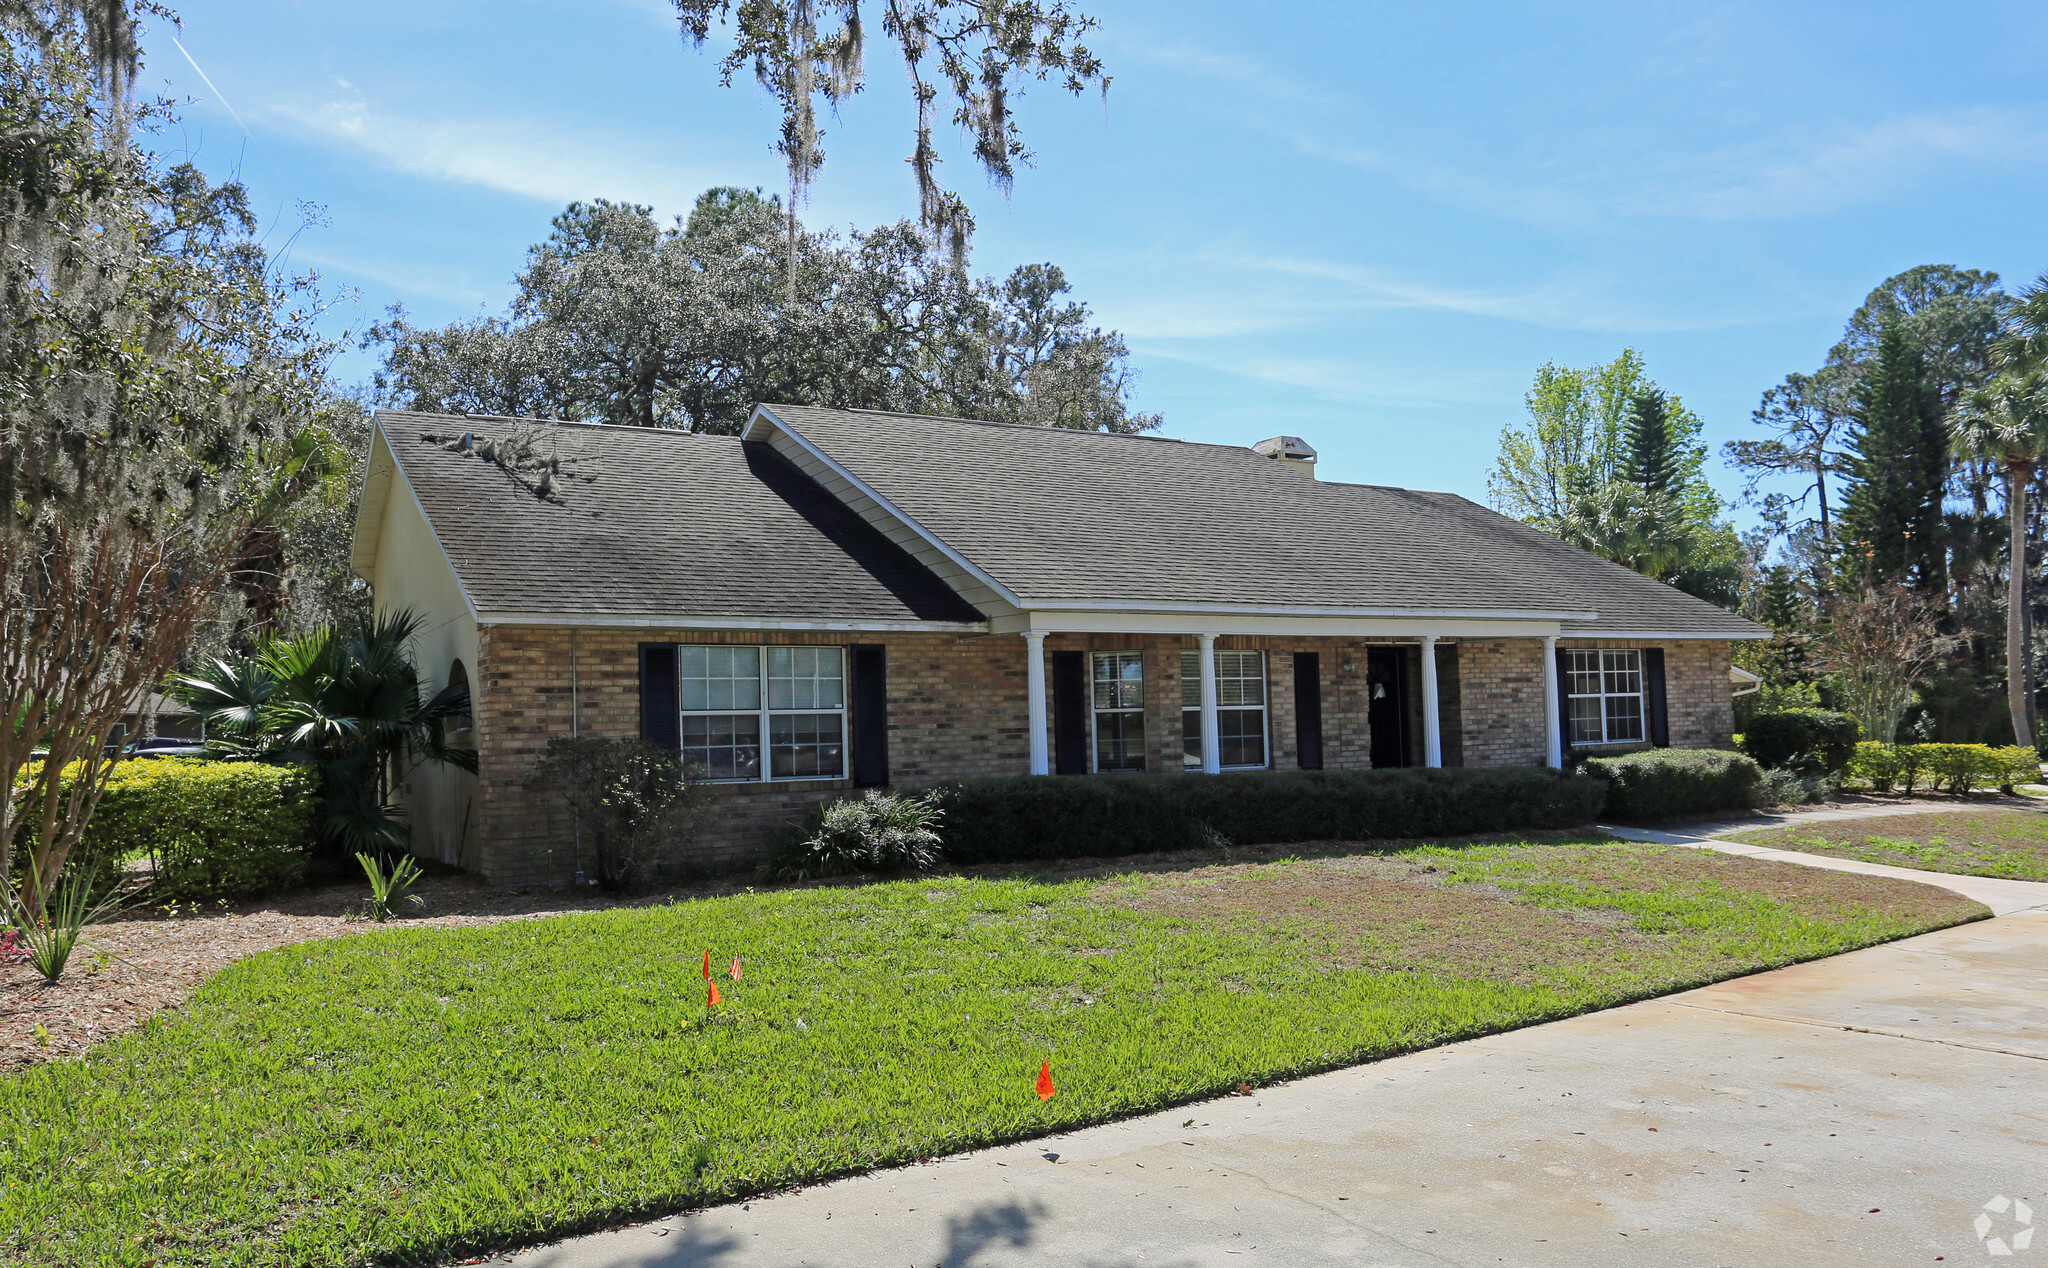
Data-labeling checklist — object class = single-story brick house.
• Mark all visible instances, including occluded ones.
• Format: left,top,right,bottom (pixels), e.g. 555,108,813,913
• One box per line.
350,404,1767,884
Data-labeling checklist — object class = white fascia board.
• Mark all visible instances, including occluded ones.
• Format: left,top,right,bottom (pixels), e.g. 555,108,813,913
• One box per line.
746,405,1026,608
992,611,1564,639
1561,631,1773,641
348,422,397,580
477,612,989,633
382,426,483,625
1020,598,1598,621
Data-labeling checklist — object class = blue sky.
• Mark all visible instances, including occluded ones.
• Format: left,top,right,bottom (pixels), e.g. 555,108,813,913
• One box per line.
143,1,2048,517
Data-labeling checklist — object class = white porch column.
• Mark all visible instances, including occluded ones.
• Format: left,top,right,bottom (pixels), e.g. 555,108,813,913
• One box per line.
1198,633,1222,775
1024,632,1050,776
1541,635,1563,769
1420,635,1443,768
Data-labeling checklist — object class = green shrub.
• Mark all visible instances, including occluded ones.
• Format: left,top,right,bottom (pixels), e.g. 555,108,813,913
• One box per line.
1911,743,2037,795
1987,745,2041,793
764,790,946,881
932,767,1606,864
1739,710,1860,775
1577,749,1764,822
1844,743,2036,795
1756,767,1836,807
528,738,708,889
84,760,318,902
1848,742,1905,792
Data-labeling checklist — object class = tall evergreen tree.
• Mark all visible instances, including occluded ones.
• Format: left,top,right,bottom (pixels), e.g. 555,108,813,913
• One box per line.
1623,389,1677,495
1836,320,1949,593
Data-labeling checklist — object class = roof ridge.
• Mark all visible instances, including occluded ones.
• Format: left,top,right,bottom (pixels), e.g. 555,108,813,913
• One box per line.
765,402,1196,446
378,409,742,444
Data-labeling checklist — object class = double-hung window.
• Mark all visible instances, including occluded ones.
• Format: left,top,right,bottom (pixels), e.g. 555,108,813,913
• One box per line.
679,645,846,780
1565,649,1644,746
1091,651,1146,772
1181,650,1269,769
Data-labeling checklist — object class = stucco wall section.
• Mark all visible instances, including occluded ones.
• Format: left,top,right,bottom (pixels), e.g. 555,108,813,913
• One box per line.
367,467,480,868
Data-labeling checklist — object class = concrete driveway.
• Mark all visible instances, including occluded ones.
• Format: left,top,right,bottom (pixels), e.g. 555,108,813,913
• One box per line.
508,829,2048,1268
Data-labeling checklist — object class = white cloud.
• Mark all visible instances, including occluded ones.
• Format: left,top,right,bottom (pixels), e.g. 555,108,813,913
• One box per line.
251,81,733,214
1111,38,1343,110
1291,105,2048,227
1209,252,1754,334
1136,343,1516,411
1634,106,2048,221
286,246,499,311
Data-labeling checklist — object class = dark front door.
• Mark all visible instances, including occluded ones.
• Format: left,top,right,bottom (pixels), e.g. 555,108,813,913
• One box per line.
1051,650,1089,775
1366,646,1412,768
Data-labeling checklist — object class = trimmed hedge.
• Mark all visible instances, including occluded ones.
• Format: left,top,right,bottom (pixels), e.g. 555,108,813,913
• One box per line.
1848,742,2039,795
1739,710,1860,775
1578,749,1763,822
84,760,318,901
931,767,1606,863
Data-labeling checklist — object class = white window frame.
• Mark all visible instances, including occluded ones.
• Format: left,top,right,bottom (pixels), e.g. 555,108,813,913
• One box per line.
1090,651,1147,773
1564,648,1645,747
678,644,848,783
1180,649,1271,770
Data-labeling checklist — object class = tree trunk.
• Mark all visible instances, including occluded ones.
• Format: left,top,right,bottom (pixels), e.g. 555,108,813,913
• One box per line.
2009,460,2035,749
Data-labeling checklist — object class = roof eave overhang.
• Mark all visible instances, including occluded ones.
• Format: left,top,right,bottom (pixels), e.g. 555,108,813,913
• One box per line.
746,404,1027,610
348,420,396,581
474,612,989,634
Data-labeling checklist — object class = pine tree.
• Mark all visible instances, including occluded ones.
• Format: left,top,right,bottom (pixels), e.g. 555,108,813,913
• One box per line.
1837,321,1948,592
1623,390,1677,495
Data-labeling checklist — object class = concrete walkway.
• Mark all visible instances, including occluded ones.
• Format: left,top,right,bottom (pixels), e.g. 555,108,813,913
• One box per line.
1600,801,2048,917
504,813,2048,1268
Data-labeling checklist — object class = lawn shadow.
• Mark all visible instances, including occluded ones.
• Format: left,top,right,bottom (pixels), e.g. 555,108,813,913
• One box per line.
519,1217,743,1267
940,1197,1048,1263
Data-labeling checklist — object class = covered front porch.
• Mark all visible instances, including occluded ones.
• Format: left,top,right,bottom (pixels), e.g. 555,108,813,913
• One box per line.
997,610,1586,779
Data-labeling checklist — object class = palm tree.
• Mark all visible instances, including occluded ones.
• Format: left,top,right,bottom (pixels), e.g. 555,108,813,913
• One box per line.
1997,270,2048,373
170,610,476,855
1555,481,1697,580
1951,371,2048,748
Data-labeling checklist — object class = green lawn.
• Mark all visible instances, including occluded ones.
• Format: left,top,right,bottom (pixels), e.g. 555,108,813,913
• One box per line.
1727,808,2048,881
0,838,1983,1267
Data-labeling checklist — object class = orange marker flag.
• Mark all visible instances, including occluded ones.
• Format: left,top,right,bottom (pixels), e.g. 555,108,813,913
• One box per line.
701,950,711,980
729,955,742,981
708,980,722,1007
1036,1060,1056,1101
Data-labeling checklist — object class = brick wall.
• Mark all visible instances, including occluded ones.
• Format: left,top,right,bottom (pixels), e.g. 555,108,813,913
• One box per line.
1455,638,1739,768
453,627,1733,883
1558,638,1735,752
1458,639,1550,766
469,626,1030,885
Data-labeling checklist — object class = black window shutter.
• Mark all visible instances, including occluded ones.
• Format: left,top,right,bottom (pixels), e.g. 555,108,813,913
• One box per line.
1643,647,1670,746
850,644,889,786
1293,652,1324,770
640,644,679,749
1051,650,1088,775
1555,647,1573,752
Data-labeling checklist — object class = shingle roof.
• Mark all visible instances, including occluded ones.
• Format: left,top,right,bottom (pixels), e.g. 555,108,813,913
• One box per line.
374,411,985,625
758,403,1766,638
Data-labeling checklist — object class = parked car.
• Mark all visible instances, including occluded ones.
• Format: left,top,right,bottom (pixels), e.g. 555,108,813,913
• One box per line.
121,737,211,759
